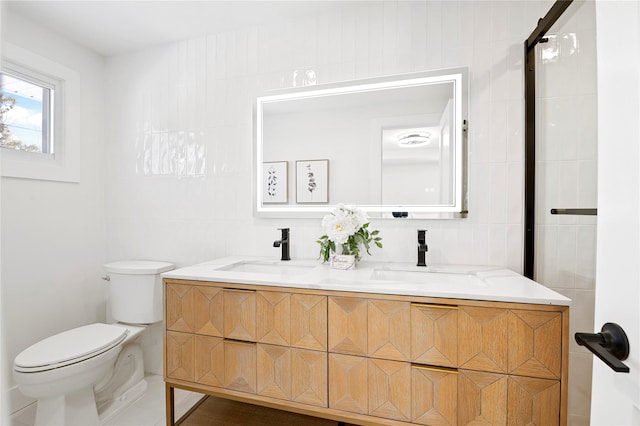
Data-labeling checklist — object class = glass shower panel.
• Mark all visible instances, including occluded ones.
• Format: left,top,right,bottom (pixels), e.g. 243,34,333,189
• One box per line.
534,1,597,425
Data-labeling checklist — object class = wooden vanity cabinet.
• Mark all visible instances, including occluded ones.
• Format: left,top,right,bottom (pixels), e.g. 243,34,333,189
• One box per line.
164,279,569,426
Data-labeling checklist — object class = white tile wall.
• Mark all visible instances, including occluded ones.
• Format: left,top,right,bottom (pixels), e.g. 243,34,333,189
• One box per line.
535,1,597,424
105,1,545,273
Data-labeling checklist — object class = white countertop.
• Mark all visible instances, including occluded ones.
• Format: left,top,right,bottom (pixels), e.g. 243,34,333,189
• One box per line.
162,256,571,306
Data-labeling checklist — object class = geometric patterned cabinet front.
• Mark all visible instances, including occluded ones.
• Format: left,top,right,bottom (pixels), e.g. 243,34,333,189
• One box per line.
508,310,562,379
368,300,411,362
256,291,290,346
411,303,458,368
328,353,368,415
165,331,194,381
291,294,327,351
194,335,224,387
368,358,411,422
507,376,561,426
328,296,368,356
458,306,509,373
223,289,256,341
457,369,508,425
166,283,195,333
411,365,458,426
257,343,330,407
164,279,569,426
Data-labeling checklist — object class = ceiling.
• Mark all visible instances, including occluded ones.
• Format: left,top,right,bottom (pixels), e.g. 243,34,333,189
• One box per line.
5,0,347,57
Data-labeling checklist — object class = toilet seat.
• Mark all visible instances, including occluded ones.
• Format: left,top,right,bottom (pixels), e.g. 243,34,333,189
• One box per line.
14,323,127,373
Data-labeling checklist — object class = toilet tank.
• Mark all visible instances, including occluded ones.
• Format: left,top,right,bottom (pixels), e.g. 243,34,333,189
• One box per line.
104,260,174,324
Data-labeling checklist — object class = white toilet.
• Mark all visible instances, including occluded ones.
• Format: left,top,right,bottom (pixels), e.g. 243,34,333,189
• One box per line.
13,260,173,426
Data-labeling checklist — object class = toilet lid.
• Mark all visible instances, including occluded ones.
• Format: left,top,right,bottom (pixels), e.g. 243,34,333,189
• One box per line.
14,323,127,372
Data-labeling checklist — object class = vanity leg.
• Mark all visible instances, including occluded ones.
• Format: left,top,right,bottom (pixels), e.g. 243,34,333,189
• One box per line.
166,383,175,426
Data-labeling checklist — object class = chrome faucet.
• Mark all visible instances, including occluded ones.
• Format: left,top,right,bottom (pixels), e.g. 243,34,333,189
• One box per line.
273,228,291,261
417,229,428,267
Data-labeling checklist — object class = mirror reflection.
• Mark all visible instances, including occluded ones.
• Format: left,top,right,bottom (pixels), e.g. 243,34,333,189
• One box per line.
255,68,468,218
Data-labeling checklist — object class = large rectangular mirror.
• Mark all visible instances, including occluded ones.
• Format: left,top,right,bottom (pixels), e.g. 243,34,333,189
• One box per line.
254,68,468,218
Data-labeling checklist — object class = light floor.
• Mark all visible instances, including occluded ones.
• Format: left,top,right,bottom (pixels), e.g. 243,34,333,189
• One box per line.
9,374,204,426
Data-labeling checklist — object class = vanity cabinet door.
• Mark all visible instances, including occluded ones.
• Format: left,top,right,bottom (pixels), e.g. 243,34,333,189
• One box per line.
166,283,195,333
291,294,327,351
458,306,509,373
224,289,256,341
328,297,367,356
328,353,368,414
368,300,411,362
194,335,224,387
257,343,291,400
291,348,328,407
166,331,194,382
457,370,507,425
411,304,458,368
255,344,328,407
507,376,560,425
224,340,257,394
508,310,562,379
256,291,290,346
193,286,224,337
367,358,411,422
411,365,457,426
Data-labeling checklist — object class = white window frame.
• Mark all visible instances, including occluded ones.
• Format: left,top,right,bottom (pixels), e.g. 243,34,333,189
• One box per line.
1,43,80,183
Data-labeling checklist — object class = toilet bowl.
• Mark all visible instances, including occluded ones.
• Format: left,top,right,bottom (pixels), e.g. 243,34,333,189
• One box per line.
13,260,173,426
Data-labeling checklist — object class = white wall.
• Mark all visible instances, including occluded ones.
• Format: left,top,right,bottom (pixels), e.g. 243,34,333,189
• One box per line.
0,12,107,410
105,1,547,270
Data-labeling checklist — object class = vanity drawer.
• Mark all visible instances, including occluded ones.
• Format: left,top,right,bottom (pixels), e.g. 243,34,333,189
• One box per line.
223,289,256,341
166,283,224,337
328,297,368,356
257,291,291,346
290,294,327,351
194,335,224,387
328,353,368,414
507,310,562,379
411,303,458,367
166,283,195,333
224,340,257,393
368,300,411,361
458,306,509,373
166,330,194,381
411,365,457,425
256,343,328,407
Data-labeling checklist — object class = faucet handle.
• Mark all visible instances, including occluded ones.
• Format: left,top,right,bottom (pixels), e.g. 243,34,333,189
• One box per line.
418,229,427,244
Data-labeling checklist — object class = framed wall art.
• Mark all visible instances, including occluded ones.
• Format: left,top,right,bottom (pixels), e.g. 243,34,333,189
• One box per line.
262,161,288,203
296,159,329,203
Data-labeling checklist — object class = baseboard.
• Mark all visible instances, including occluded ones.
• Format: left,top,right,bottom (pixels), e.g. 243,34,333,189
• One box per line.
8,385,35,415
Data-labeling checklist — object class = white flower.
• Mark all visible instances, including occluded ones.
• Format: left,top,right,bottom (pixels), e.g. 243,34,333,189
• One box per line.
321,204,367,244
322,212,356,244
318,203,382,262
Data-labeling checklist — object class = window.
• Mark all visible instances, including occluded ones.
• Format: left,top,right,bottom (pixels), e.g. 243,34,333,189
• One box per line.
1,70,54,155
1,43,80,183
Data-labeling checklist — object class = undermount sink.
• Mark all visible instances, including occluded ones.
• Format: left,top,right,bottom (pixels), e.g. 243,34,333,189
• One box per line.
370,268,486,286
217,260,316,275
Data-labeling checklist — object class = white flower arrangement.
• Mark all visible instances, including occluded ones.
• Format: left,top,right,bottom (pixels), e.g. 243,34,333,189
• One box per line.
317,203,382,262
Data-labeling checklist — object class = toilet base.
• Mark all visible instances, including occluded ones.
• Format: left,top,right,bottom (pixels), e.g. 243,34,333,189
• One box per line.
95,338,147,423
98,378,147,423
35,385,100,426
